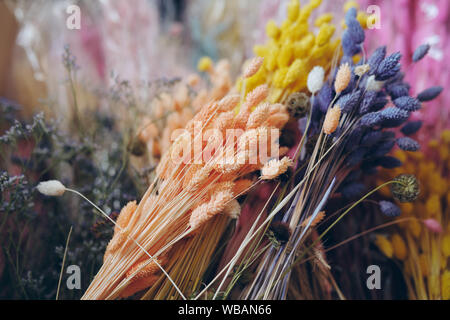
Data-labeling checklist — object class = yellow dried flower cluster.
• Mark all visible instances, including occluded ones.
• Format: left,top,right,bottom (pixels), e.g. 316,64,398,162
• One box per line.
238,0,341,103
377,130,450,300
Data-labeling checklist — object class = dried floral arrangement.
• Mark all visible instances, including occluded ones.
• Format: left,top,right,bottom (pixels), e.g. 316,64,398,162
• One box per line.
1,0,448,301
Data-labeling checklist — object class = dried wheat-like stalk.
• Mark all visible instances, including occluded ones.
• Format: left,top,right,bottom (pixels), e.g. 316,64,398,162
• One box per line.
82,83,291,299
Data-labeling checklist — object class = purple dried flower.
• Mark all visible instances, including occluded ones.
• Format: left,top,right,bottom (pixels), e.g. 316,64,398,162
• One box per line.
393,96,421,111
379,200,401,217
375,156,403,168
338,90,361,113
368,46,387,73
379,107,410,128
317,83,333,113
375,52,401,81
344,128,363,152
417,86,443,102
340,182,366,199
360,111,382,127
345,170,362,182
412,44,430,62
373,139,395,158
381,131,396,140
371,92,389,111
401,121,422,136
347,18,365,44
360,91,377,114
346,147,367,166
386,83,410,100
342,31,361,57
361,130,383,146
345,7,358,23
396,137,420,151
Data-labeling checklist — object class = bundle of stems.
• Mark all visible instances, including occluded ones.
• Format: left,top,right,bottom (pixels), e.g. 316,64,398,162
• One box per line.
82,78,291,299
208,5,431,298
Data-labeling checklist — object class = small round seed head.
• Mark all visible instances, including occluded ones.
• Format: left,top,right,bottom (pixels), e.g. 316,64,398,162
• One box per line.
286,92,311,118
128,138,146,156
390,174,420,203
36,180,66,196
269,221,291,244
334,63,352,94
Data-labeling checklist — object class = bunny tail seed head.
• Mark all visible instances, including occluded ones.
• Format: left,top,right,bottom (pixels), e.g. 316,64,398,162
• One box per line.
334,63,351,94
323,105,341,134
243,57,264,78
37,180,66,196
307,66,325,94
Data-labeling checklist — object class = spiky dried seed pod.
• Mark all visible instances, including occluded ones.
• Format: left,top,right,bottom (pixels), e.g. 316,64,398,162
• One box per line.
390,174,420,203
286,92,310,118
269,221,291,244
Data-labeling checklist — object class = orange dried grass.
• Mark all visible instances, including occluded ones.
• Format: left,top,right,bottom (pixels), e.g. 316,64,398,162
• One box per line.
83,80,291,300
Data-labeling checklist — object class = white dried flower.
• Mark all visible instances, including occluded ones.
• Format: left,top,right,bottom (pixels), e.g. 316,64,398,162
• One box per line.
366,75,384,91
37,180,66,196
307,66,325,94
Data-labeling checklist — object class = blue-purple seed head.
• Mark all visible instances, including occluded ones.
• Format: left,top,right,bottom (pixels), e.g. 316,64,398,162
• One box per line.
393,96,421,112
379,107,410,128
346,18,365,44
379,200,401,217
360,91,377,114
396,137,420,151
371,92,389,111
401,121,422,136
338,89,361,113
386,83,410,100
342,31,361,57
345,7,358,23
375,52,402,81
368,46,387,73
317,82,333,113
340,182,366,199
372,139,396,158
375,156,403,168
360,111,382,127
346,147,367,166
417,86,443,102
361,130,384,146
412,44,430,62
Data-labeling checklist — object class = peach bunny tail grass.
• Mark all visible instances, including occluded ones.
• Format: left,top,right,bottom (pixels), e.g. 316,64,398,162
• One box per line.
323,105,341,135
84,67,291,299
260,157,293,180
301,211,325,227
334,63,351,94
243,57,264,78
